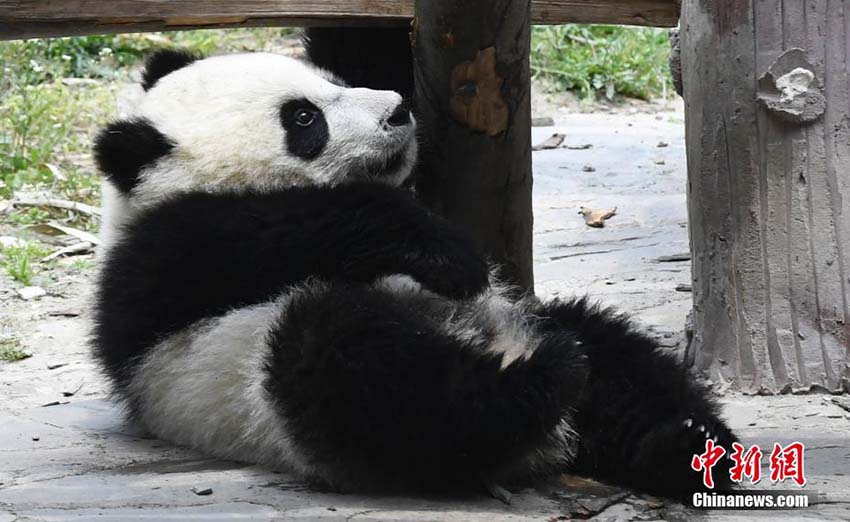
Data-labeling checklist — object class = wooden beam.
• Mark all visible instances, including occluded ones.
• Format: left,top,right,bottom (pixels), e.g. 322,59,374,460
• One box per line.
0,0,679,40
533,0,678,26
413,0,535,293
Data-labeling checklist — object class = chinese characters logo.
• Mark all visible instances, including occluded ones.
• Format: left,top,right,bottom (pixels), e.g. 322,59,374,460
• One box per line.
691,441,806,488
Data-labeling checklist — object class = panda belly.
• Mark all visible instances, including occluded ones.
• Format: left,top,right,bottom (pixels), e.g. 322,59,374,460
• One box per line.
125,297,316,477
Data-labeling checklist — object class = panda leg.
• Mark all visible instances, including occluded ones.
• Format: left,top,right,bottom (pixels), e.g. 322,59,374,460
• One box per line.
264,282,588,491
536,298,737,497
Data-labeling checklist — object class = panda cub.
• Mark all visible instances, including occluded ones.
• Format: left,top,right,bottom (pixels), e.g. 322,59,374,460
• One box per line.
92,49,735,497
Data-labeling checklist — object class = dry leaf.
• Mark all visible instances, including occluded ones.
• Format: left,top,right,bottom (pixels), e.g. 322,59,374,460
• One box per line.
44,163,67,181
579,206,617,228
532,133,566,151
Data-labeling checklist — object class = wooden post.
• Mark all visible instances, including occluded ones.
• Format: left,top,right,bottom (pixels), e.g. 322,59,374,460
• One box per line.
681,0,850,393
413,0,534,292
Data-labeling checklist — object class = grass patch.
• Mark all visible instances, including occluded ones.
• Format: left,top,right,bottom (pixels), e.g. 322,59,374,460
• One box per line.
531,25,674,100
0,338,31,362
0,28,296,225
6,207,51,225
0,29,296,89
0,241,52,286
0,78,115,202
67,258,96,272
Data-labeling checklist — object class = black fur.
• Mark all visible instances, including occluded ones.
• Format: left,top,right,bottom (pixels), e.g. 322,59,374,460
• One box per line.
265,281,588,490
94,183,489,385
304,28,414,101
93,118,175,195
535,298,737,498
280,99,330,160
141,49,198,91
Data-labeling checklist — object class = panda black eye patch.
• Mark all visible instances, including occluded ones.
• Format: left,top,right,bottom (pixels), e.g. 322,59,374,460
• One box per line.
280,99,329,160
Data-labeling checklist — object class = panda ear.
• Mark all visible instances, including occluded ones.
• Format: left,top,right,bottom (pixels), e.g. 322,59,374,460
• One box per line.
94,118,174,195
141,49,199,91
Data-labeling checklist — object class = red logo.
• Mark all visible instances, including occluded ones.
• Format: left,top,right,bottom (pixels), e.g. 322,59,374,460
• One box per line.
769,442,806,486
690,441,806,489
691,439,726,489
729,442,763,484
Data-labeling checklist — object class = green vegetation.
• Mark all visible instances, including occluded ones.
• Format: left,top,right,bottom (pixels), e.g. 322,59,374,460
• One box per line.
67,258,96,272
0,241,52,285
530,25,674,100
0,338,30,363
0,28,294,231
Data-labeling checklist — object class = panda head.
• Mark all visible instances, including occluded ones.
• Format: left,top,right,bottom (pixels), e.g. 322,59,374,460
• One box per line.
94,50,417,210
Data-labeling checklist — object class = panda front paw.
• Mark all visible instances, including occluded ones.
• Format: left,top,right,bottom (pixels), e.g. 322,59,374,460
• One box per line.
682,415,735,447
406,244,490,300
637,413,738,496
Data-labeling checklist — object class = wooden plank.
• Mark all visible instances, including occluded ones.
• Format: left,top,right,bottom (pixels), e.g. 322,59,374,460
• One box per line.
532,0,678,26
0,0,679,40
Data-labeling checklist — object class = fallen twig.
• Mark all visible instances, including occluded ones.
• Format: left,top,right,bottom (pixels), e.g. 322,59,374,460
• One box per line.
13,196,101,218
655,253,691,263
42,222,100,245
43,241,95,262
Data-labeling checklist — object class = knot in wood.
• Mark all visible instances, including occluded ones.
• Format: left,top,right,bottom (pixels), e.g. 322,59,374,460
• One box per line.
449,47,509,136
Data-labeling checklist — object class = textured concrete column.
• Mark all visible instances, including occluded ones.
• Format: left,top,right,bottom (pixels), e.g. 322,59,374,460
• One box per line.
682,0,850,393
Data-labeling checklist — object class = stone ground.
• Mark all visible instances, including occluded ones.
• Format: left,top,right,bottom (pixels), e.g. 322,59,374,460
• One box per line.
2,101,849,521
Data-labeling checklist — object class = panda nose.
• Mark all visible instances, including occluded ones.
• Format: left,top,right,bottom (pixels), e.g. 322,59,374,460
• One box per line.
385,101,411,128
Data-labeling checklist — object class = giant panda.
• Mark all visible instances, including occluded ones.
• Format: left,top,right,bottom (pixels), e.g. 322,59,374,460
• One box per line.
91,48,736,498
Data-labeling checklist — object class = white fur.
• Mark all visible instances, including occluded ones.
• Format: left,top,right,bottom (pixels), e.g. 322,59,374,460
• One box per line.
126,297,319,479
100,53,417,250
373,274,540,369
97,181,135,255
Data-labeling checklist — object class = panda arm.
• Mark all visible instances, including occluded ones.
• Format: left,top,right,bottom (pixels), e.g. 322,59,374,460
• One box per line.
97,184,489,372
113,183,488,314
303,183,490,298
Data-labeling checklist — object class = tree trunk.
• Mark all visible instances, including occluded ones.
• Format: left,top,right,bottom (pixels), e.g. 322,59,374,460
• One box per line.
682,0,850,394
412,0,534,293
